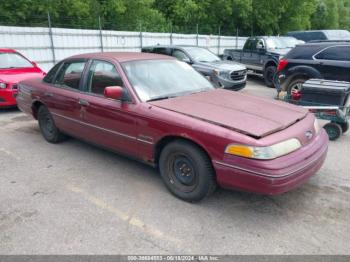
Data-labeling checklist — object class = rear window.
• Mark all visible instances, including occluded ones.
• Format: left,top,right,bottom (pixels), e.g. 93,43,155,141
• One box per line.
284,45,319,60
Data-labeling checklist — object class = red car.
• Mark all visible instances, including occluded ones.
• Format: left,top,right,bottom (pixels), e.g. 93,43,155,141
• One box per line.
0,48,45,108
17,52,328,202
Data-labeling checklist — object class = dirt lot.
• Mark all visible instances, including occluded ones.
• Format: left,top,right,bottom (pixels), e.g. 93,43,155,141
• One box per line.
1,77,350,255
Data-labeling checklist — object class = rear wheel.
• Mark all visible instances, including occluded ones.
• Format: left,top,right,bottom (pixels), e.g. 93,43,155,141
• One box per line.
263,65,277,88
324,122,342,141
287,77,308,95
38,105,66,143
159,140,216,202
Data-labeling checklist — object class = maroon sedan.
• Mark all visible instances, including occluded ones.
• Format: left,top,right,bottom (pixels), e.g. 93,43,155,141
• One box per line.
17,52,328,202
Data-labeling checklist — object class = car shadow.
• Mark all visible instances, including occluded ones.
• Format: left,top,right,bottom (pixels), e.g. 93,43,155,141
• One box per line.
0,107,19,114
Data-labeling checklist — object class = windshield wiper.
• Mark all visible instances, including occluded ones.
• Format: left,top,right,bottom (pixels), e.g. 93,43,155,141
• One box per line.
147,95,176,102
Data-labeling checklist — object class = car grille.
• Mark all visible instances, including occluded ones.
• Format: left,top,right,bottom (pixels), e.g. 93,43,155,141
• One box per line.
231,70,247,81
12,84,18,90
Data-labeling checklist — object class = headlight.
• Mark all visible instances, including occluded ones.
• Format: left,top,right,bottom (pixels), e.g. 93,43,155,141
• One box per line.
218,70,231,79
0,82,7,89
314,118,320,134
225,138,302,160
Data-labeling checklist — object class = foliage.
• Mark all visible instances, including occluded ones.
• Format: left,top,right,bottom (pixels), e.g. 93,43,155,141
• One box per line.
0,0,349,35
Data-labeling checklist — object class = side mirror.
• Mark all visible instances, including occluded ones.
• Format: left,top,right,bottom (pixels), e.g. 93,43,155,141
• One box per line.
104,86,126,101
256,43,265,50
182,57,192,64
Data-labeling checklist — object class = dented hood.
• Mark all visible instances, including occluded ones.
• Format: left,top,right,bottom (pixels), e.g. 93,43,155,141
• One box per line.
149,89,308,138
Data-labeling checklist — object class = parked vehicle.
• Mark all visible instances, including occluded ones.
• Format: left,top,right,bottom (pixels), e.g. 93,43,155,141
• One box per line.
17,52,328,202
223,36,301,87
279,79,350,141
275,41,350,94
287,30,350,42
0,48,45,108
142,45,247,90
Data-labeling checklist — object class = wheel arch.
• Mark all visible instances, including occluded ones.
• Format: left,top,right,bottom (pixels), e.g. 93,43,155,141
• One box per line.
31,100,45,120
264,60,278,71
154,135,213,169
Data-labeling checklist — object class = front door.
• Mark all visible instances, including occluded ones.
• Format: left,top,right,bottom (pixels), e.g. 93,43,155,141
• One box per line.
77,59,139,157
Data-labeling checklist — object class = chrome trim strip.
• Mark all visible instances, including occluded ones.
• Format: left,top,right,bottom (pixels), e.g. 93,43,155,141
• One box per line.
136,138,154,145
51,112,137,141
312,44,350,61
214,146,326,179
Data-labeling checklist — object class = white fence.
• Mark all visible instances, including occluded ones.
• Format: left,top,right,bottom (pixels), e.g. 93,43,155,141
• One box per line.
0,25,247,72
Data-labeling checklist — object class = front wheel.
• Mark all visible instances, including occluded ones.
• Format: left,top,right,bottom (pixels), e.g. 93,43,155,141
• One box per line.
324,122,342,141
38,105,66,143
263,65,277,88
159,140,216,202
339,121,349,133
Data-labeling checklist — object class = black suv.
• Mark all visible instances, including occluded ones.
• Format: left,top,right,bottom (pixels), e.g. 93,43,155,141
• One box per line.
275,41,350,93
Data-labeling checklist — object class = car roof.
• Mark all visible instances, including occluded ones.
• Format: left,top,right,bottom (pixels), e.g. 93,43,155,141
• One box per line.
143,45,204,49
68,52,174,63
0,48,16,53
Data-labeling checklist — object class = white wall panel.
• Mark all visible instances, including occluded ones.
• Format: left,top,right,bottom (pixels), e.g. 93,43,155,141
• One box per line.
0,26,247,72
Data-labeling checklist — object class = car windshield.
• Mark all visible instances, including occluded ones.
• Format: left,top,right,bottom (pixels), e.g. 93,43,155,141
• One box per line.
265,37,300,50
0,52,33,69
184,47,221,62
122,60,214,102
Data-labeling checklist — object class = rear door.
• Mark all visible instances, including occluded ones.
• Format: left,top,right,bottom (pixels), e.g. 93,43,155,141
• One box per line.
77,59,139,156
42,59,88,135
314,45,350,82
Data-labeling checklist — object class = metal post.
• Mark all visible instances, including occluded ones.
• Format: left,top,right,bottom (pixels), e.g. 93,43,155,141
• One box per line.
236,28,238,49
170,23,173,45
218,26,221,56
139,22,143,50
47,12,56,64
98,16,104,52
196,24,199,46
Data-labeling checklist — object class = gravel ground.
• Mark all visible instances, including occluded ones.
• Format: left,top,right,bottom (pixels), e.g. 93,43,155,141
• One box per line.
0,76,349,255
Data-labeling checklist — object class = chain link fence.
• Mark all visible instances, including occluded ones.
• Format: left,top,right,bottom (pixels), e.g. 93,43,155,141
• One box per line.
0,13,247,72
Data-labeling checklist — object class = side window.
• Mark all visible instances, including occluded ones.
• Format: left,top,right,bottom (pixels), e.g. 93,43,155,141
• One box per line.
315,46,350,61
153,48,170,55
87,60,124,95
172,50,190,62
43,62,62,83
243,40,253,50
55,61,86,90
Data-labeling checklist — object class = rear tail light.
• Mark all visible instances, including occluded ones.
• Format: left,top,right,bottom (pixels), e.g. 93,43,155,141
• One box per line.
277,59,288,72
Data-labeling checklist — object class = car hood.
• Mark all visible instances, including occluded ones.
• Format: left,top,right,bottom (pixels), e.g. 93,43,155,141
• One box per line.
150,89,308,138
0,67,45,84
196,60,246,71
267,48,292,56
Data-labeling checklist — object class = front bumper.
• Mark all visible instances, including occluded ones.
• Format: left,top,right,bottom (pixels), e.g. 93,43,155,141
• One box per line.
216,75,247,91
213,129,328,195
0,88,18,107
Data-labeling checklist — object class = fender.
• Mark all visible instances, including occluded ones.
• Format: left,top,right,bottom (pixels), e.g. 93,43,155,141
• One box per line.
288,65,322,79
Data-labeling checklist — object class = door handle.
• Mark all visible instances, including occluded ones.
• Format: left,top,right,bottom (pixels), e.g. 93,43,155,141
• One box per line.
44,92,53,97
78,99,89,106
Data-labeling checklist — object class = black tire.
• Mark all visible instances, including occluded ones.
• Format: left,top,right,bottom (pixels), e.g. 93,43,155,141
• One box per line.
263,65,277,88
287,77,308,95
324,122,342,141
38,105,66,143
159,140,216,202
339,121,349,133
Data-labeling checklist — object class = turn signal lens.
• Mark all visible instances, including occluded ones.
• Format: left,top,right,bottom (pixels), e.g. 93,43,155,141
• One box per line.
225,145,254,158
